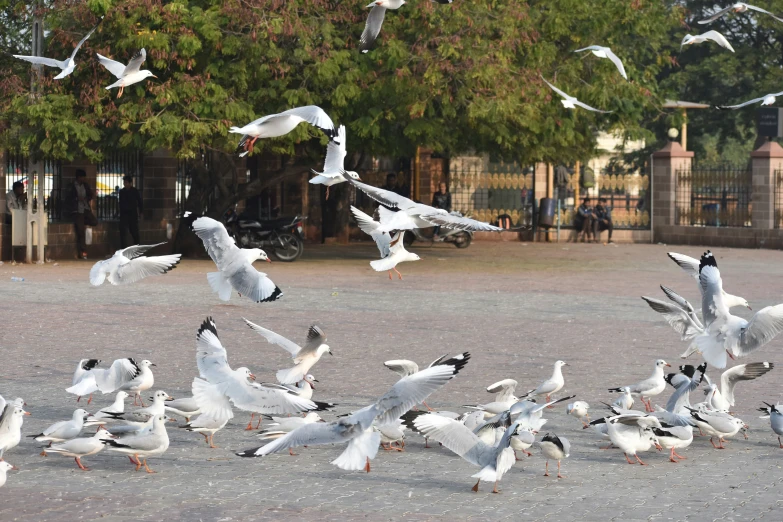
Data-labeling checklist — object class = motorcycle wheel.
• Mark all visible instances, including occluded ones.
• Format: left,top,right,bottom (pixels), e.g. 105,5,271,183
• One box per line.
453,231,472,248
273,233,304,262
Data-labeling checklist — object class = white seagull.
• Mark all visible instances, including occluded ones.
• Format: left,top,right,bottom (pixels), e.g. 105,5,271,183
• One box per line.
524,360,568,403
191,216,282,303
69,359,101,404
191,317,319,426
667,252,749,310
612,387,634,410
681,31,735,52
687,408,747,449
359,1,406,54
89,243,180,286
758,402,783,448
230,105,335,157
350,206,393,257
609,359,671,412
30,409,92,454
97,48,156,98
0,400,30,460
384,353,471,410
45,428,116,471
310,125,361,199
605,414,663,465
236,359,469,472
703,362,774,411
258,413,326,455
84,391,130,427
539,433,571,478
370,231,420,280
541,75,613,113
574,46,627,80
242,319,333,385
566,401,591,427
182,414,227,448
717,91,783,110
13,25,97,79
699,3,783,24
0,461,17,487
67,358,155,406
103,414,170,473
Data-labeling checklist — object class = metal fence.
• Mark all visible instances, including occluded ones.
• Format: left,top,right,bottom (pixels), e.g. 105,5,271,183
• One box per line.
675,166,752,227
96,151,142,221
775,167,783,228
4,152,63,222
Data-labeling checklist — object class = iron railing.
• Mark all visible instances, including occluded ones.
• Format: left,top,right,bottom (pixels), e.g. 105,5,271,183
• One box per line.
95,151,142,221
4,151,63,222
176,151,220,216
775,168,783,228
675,166,751,227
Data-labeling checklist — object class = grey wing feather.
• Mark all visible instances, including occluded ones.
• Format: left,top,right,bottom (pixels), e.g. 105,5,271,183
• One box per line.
70,26,97,60
700,265,728,326
243,318,302,357
242,420,348,456
721,362,774,406
342,175,416,211
413,414,488,466
540,75,572,100
96,53,127,79
738,305,783,355
698,6,735,24
603,48,628,79
120,243,168,260
641,296,703,340
280,106,335,133
123,48,146,75
297,325,327,359
191,217,240,270
718,95,771,110
573,100,614,113
667,252,700,279
374,365,459,425
419,212,503,231
13,55,65,68
745,4,783,23
360,6,387,53
228,265,281,303
112,254,181,285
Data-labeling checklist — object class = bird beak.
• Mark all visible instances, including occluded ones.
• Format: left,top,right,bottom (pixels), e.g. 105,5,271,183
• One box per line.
151,74,158,79
150,363,157,367
655,443,663,451
10,465,18,471
747,305,752,311
265,258,272,263
168,396,174,401
313,378,319,383
23,411,31,416
249,373,256,381
665,363,672,367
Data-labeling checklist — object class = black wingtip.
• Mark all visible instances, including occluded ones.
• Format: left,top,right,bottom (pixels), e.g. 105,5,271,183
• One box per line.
313,401,337,411
198,317,218,339
307,325,326,342
27,433,43,438
607,387,622,393
82,359,101,371
436,352,471,374
102,439,131,448
235,448,262,458
698,250,716,273
259,286,283,303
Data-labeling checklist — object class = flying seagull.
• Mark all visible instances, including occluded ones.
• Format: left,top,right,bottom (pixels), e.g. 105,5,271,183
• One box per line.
89,243,180,286
229,106,335,157
574,46,627,80
13,25,97,79
97,48,156,98
540,75,613,113
699,3,783,24
360,1,453,54
309,125,361,199
681,31,734,52
717,91,783,110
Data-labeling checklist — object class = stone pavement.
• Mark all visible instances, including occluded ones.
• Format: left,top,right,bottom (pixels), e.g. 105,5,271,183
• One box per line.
0,241,782,521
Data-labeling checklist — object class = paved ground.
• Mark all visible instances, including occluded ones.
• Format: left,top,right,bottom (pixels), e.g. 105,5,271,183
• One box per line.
1,240,782,521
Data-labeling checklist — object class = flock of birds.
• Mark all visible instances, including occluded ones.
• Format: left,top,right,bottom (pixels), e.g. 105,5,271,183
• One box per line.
2,248,783,494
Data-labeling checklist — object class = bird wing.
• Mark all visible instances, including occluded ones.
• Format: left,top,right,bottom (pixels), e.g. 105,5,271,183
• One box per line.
603,47,628,79
698,5,735,24
700,265,729,326
486,379,518,402
279,105,335,133
660,285,697,315
573,45,601,53
717,94,771,110
641,296,703,340
120,243,168,260
69,25,98,60
191,216,240,271
321,125,346,173
12,55,65,69
387,231,405,255
418,212,503,231
109,254,181,285
667,252,699,279
228,264,282,303
702,30,735,52
227,381,317,416
89,259,109,286
237,419,349,457
573,99,614,113
191,377,234,422
350,206,391,257
242,318,302,357
294,325,327,362
737,305,783,356
195,317,233,381
413,414,486,466
383,359,419,377
721,362,774,406
331,427,381,471
540,75,572,100
665,370,703,413
94,359,141,393
123,48,147,75
96,53,127,79
745,4,783,23
360,5,387,53
341,173,417,211
374,364,465,426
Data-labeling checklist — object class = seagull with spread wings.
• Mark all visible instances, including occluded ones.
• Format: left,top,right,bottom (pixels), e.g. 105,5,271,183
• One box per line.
704,362,774,411
574,46,627,80
66,358,155,406
97,48,156,98
13,25,98,79
541,75,614,113
369,231,420,280
89,243,180,286
699,3,783,24
230,105,335,157
309,125,361,199
681,30,735,52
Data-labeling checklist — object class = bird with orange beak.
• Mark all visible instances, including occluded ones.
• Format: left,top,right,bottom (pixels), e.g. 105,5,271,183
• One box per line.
97,48,157,99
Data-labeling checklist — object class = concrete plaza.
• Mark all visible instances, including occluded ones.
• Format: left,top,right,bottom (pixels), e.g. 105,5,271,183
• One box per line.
0,241,782,521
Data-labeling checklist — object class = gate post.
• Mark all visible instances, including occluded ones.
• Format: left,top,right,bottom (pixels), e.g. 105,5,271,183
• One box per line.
652,141,693,243
750,140,783,230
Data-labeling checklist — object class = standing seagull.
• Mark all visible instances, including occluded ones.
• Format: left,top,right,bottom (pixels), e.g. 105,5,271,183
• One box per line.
30,409,91,455
89,243,180,286
524,360,568,404
608,359,671,412
370,231,421,280
574,46,627,80
541,75,613,113
758,403,783,448
45,428,116,471
0,461,17,487
242,319,333,385
0,401,29,460
309,125,361,199
230,106,335,157
191,216,281,303
97,48,156,98
681,31,735,52
539,433,570,478
70,359,101,404
699,3,783,24
13,25,97,79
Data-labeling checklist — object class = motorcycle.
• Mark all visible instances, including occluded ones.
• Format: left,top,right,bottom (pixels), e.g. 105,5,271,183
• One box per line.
224,207,306,262
405,211,473,249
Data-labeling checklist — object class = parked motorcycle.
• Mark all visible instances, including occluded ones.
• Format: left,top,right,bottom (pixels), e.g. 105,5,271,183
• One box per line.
405,211,473,249
224,207,306,262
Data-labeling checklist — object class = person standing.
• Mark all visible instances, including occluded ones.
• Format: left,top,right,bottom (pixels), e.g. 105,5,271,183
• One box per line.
69,169,95,259
5,181,27,224
118,175,143,247
431,181,451,239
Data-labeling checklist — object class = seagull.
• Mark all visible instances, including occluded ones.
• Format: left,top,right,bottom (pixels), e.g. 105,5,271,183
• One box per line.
45,428,116,471
524,360,568,404
242,319,333,385
651,425,693,463
29,409,92,455
539,433,571,478
612,387,634,410
258,413,325,444
717,91,783,110
609,359,671,412
370,231,420,280
107,390,173,425
574,46,627,79
0,461,17,487
512,396,575,432
103,414,170,473
605,414,663,465
540,75,613,113
70,359,101,404
692,252,783,368
376,419,407,451
229,105,336,157
275,374,318,400
486,379,519,403
642,287,704,342
667,252,749,310
703,362,774,411
97,48,156,98
699,3,783,24
350,206,392,258
236,359,469,471
163,396,201,423
384,353,471,410
359,1,407,54
566,401,591,427
191,317,320,428
182,414,227,448
681,30,734,52
309,125,361,199
341,172,503,232
0,401,30,460
89,243,180,286
67,358,155,406
13,25,97,79
191,216,282,303
510,428,536,459
687,408,747,449
758,402,783,448
84,391,130,427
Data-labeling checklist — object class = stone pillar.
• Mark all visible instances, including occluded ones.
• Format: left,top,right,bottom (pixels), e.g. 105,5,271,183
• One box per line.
652,141,693,242
141,149,178,243
750,141,783,230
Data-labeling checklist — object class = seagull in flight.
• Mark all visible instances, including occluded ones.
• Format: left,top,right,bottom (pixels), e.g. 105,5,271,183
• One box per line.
541,75,613,113
681,31,735,52
309,125,361,199
360,1,453,54
13,25,97,79
89,243,180,286
699,3,783,24
717,91,783,110
230,106,335,157
574,46,627,80
97,48,156,98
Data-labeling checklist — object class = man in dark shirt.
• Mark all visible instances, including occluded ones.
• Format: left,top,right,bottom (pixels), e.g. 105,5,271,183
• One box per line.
594,197,613,243
431,181,451,239
384,172,410,199
573,197,594,242
119,175,142,247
